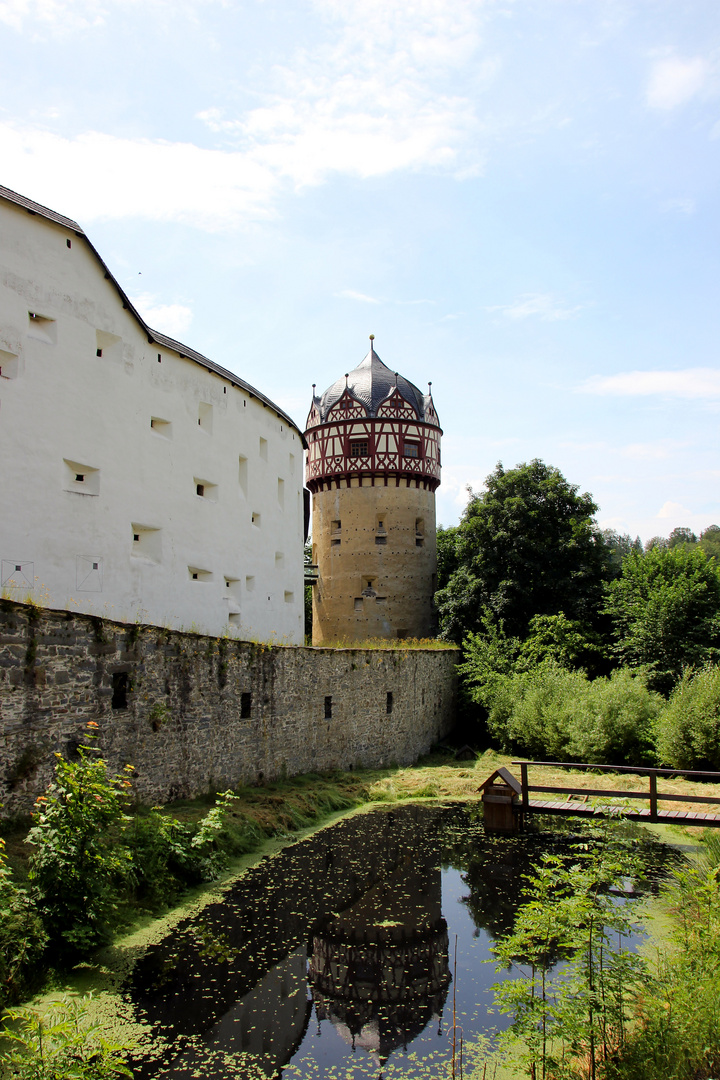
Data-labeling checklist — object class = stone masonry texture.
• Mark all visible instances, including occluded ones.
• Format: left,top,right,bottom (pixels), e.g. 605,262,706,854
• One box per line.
0,600,458,816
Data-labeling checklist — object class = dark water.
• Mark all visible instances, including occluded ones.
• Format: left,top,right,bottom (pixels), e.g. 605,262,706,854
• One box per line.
126,802,675,1079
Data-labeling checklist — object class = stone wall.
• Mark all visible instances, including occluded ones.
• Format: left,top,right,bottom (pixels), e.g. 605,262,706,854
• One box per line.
0,600,458,816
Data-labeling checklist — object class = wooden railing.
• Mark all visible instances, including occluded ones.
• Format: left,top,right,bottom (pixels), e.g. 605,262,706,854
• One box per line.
512,760,720,823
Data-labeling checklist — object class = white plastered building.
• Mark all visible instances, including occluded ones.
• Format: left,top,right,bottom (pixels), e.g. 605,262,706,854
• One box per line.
0,186,306,643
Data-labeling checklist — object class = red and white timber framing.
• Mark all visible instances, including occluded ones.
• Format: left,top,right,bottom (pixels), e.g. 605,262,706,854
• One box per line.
305,388,442,492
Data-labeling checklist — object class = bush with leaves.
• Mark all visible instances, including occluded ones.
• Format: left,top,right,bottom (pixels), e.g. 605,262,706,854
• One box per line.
477,661,660,765
26,737,134,956
0,996,131,1080
655,662,720,770
0,836,46,1009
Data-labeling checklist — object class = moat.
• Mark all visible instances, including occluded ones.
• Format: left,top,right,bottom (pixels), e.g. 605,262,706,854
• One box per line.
126,802,674,1079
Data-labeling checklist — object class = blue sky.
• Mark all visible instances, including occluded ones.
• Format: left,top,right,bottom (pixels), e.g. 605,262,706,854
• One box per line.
2,0,719,539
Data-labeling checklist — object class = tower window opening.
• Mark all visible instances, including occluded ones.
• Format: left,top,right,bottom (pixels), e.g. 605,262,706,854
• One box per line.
331,538,341,547
331,520,341,532
354,597,363,612
416,537,424,547
386,692,393,714
196,483,204,497
66,238,72,248
96,348,102,357
75,473,85,483
157,353,162,362
324,695,333,719
349,439,368,458
375,535,387,545
241,692,252,718
404,440,420,459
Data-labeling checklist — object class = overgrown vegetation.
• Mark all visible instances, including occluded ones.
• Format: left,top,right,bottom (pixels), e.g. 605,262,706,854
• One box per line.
0,996,131,1080
441,459,720,768
487,825,720,1080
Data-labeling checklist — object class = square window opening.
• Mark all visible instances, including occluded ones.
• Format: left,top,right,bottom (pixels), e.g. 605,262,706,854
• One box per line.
112,671,129,710
349,439,368,458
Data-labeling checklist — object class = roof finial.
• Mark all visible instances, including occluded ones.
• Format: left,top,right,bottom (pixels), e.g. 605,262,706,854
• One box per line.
312,382,316,393
428,381,432,392
369,334,375,341
394,371,399,386
345,373,349,386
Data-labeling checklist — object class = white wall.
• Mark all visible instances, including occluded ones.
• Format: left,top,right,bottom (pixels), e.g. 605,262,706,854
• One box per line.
0,196,305,642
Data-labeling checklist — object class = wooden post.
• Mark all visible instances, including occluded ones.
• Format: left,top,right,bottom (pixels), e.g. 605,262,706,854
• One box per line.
521,762,529,813
649,773,658,822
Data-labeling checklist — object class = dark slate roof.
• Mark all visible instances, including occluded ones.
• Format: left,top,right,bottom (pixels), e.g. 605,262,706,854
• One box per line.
0,184,305,445
316,343,429,421
0,184,83,232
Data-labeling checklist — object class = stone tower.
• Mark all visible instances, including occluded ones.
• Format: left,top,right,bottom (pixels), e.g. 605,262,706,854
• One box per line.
305,338,442,645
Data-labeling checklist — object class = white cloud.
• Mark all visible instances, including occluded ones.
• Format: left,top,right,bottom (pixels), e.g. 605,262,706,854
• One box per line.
487,293,583,321
337,290,381,304
580,368,720,399
659,197,695,214
129,293,193,338
196,0,492,188
620,440,687,461
646,56,713,110
1,0,493,228
0,124,279,229
657,500,693,520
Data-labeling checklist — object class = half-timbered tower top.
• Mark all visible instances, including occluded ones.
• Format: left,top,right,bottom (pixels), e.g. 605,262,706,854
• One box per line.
310,339,437,424
305,338,442,494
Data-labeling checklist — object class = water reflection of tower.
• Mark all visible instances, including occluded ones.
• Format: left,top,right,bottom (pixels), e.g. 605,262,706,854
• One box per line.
309,855,450,1070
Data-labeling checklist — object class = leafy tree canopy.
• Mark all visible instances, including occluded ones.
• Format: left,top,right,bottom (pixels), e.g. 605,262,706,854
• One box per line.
604,545,720,694
436,460,609,642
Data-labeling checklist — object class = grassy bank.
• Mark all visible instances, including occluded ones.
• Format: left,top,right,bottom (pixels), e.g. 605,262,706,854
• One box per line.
5,746,720,886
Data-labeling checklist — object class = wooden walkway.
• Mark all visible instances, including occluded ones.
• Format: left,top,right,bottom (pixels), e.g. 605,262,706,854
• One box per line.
512,761,720,829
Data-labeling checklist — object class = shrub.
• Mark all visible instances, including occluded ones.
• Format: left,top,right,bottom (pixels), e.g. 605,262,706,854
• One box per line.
486,662,585,758
656,662,720,769
0,836,46,1008
26,736,134,956
485,662,660,765
567,667,661,765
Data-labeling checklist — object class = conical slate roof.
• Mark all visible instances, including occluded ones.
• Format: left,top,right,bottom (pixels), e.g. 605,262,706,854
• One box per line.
315,342,428,422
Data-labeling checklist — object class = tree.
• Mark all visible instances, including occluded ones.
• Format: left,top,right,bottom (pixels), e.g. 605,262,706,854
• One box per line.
604,545,720,694
600,529,643,577
699,524,720,562
667,526,698,549
436,460,610,643
435,524,460,591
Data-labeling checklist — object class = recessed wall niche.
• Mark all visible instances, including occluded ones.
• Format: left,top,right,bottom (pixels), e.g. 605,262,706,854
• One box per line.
198,402,213,433
131,524,161,562
150,417,172,438
63,459,100,496
95,329,122,362
0,349,19,379
27,312,56,345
